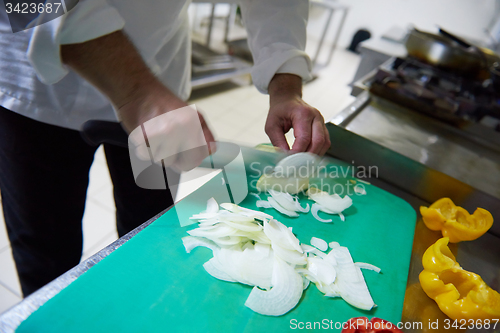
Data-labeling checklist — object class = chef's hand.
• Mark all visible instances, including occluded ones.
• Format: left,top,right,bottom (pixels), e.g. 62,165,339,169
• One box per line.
119,86,215,172
61,31,215,171
266,74,330,156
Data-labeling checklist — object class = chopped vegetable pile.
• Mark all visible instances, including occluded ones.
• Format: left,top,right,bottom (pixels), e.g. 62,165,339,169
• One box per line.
183,198,380,316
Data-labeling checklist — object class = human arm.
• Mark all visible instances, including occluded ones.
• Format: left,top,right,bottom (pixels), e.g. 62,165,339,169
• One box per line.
239,0,330,155
266,73,330,155
60,30,214,170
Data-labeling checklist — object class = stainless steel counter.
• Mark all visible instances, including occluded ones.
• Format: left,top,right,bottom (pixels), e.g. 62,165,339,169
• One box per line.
327,92,500,332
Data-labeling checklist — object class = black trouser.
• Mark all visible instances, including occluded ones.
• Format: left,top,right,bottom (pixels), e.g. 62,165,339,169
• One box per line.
0,106,175,297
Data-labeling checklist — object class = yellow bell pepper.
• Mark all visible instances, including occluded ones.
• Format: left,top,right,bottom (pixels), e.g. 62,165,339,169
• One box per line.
419,237,500,320
420,198,493,243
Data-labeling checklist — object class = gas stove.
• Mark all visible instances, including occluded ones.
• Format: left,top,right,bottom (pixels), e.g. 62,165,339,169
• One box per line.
369,57,500,133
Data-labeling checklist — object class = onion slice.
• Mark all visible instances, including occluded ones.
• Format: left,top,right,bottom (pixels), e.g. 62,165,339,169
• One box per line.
355,262,381,273
274,152,319,178
182,236,219,254
307,188,353,214
245,257,303,316
203,258,237,282
267,197,299,217
256,200,272,209
310,237,328,252
311,204,333,223
330,246,375,310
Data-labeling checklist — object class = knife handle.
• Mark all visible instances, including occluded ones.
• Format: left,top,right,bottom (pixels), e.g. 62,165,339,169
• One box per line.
80,120,129,148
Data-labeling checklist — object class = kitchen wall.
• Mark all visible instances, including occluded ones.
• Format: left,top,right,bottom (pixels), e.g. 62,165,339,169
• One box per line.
309,0,497,48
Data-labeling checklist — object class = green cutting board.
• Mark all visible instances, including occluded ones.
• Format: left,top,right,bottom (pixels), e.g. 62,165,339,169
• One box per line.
17,156,416,332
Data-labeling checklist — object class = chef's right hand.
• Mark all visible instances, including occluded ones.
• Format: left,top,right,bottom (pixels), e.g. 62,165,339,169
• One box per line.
119,85,216,172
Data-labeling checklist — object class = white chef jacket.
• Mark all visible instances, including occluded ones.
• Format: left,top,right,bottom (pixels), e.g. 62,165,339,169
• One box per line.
0,0,312,130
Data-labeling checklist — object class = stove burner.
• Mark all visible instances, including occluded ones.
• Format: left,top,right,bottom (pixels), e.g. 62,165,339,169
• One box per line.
370,57,500,129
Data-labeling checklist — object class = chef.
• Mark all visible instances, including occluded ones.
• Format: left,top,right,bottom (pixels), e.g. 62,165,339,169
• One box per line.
0,0,331,296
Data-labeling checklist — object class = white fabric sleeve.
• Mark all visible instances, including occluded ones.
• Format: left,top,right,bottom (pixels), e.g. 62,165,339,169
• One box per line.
239,0,312,94
27,1,125,85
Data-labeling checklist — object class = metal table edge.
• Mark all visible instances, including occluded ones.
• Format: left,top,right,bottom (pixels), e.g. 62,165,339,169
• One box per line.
0,206,172,332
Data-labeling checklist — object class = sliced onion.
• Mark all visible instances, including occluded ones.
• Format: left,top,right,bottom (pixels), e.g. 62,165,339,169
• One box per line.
300,244,316,253
267,197,299,217
245,256,303,316
268,190,309,214
213,245,274,289
206,197,219,214
268,190,299,212
272,243,307,265
307,188,353,214
218,219,262,232
203,258,237,282
307,256,336,286
256,200,272,209
182,236,219,254
330,246,375,310
302,276,310,290
311,203,333,223
187,225,236,239
329,242,340,249
220,203,273,220
310,237,328,252
354,185,367,195
355,262,381,273
274,152,319,178
264,220,302,253
293,196,310,213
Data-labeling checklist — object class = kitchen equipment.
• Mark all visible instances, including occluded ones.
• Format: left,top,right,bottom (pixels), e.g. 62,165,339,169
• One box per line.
368,57,500,146
404,28,495,77
13,153,416,332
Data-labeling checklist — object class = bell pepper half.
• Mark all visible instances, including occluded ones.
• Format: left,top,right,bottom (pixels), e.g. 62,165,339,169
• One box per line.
341,317,403,333
420,198,493,243
419,237,500,320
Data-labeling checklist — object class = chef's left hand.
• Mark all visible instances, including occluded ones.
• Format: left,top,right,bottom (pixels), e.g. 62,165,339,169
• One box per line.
265,74,331,156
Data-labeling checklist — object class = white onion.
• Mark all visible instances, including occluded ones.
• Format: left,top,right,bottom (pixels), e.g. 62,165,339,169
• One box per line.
307,188,353,214
307,256,336,286
310,237,328,252
182,236,219,254
311,204,333,223
354,185,367,195
245,256,303,316
264,220,302,253
213,245,275,289
206,197,219,214
220,203,273,221
274,152,319,178
203,258,237,282
267,197,299,217
329,242,340,249
272,243,307,265
268,190,310,214
268,190,299,212
256,200,272,209
355,262,381,273
330,246,375,310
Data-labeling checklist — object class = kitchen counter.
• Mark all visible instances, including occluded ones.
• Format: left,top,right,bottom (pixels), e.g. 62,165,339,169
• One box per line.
1,92,499,331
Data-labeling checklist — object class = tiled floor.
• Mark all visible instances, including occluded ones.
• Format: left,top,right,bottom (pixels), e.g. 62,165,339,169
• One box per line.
0,48,360,314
